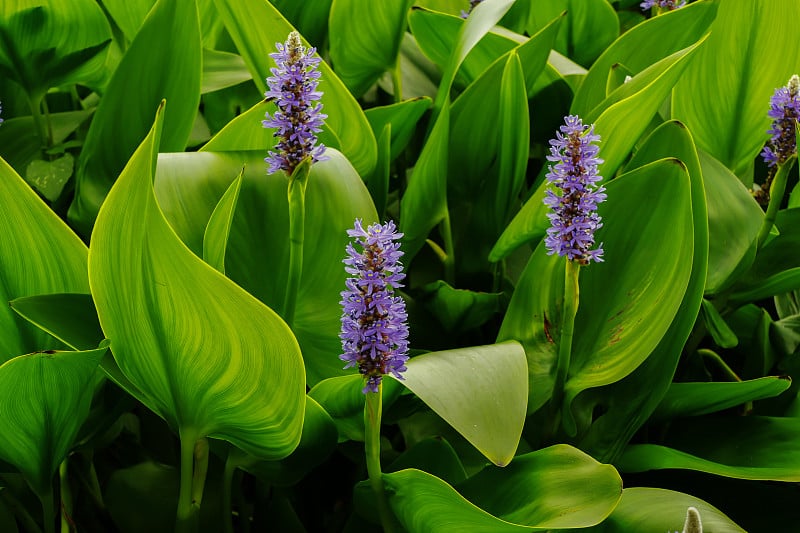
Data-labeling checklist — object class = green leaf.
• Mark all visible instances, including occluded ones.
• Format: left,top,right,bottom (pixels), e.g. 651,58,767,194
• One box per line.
201,48,252,94
269,0,332,48
24,153,73,202
525,0,619,68
571,0,718,116
696,150,762,294
592,38,707,180
382,445,621,531
700,299,738,348
70,0,202,235
387,437,467,486
576,120,708,461
400,102,450,261
211,0,377,178
309,375,404,442
0,2,111,97
202,170,243,274
673,0,800,177
499,159,694,420
231,397,337,487
652,377,791,421
400,342,527,466
10,293,102,352
0,157,88,362
101,0,155,41
329,0,413,97
154,152,243,256
364,97,431,162
576,487,745,533
88,103,306,460
0,346,105,497
0,110,93,174
419,281,504,333
618,416,800,481
203,150,378,384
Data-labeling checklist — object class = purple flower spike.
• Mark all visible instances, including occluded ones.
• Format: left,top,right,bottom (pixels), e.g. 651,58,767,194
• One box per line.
543,115,607,265
262,31,328,175
460,0,484,18
340,219,410,394
761,75,800,167
641,0,686,10
0,101,3,126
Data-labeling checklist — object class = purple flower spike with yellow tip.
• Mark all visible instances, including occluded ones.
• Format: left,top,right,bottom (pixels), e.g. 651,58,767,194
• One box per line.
340,220,410,394
262,31,328,175
543,115,607,265
761,74,800,167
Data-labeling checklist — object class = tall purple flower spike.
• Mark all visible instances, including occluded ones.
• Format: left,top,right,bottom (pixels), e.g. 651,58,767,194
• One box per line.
640,0,686,10
761,75,800,167
340,220,410,394
262,31,328,175
543,115,607,265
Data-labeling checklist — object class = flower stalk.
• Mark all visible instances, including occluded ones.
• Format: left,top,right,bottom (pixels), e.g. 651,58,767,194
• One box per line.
364,385,395,533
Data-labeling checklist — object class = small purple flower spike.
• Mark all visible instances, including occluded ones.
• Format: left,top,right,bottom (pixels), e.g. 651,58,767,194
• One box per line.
262,31,328,175
761,75,800,167
641,0,686,10
340,219,410,394
543,115,607,265
460,0,484,18
0,101,4,126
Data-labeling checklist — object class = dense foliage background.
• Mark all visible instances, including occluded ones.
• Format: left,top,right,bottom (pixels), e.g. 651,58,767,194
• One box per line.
1,0,799,531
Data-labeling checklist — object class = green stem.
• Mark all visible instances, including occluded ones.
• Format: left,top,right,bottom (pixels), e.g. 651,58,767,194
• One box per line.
756,158,796,249
59,459,73,533
222,453,237,533
365,385,395,533
0,484,42,533
28,93,48,150
552,260,580,436
391,61,403,104
176,432,203,533
282,161,311,328
441,212,456,285
42,486,55,533
698,348,742,383
40,96,54,149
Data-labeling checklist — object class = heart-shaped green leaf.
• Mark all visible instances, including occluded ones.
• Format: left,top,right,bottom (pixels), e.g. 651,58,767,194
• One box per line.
673,0,800,177
88,103,305,460
24,153,73,202
329,0,413,97
211,0,376,178
0,346,105,497
652,376,791,421
574,487,744,532
0,156,88,362
382,444,621,531
70,0,202,234
400,341,527,466
618,416,800,481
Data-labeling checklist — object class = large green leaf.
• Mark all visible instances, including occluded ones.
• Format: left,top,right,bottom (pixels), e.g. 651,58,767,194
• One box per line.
0,1,111,98
0,346,105,497
652,377,791,421
400,102,450,261
618,416,800,481
329,0,413,97
570,0,718,116
364,97,431,162
0,157,88,362
382,445,621,531
525,0,618,68
673,0,800,177
270,0,333,48
88,103,305,459
697,150,763,294
576,120,708,461
201,149,377,385
400,342,527,466
102,0,155,41
499,159,694,422
211,0,376,178
10,293,102,352
70,0,202,234
577,487,744,533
